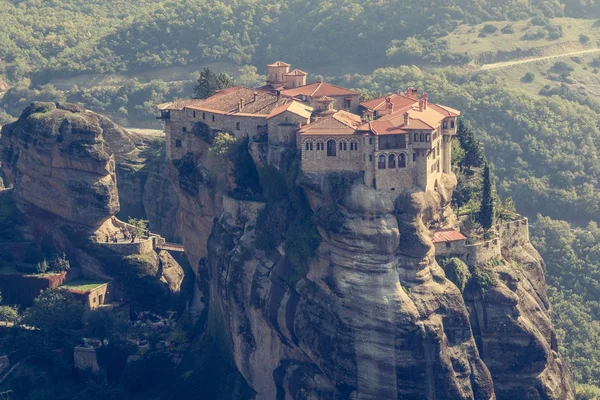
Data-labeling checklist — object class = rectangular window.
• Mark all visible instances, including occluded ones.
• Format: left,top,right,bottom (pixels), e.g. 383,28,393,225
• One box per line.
182,127,187,132
369,155,373,162
443,121,447,129
413,152,416,162
175,139,182,148
369,138,373,145
450,121,455,129
425,134,430,142
193,111,196,118
419,134,424,142
344,98,352,109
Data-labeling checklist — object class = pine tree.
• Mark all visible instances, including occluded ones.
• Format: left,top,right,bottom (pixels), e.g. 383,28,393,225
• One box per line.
457,119,484,169
192,68,235,99
479,162,495,230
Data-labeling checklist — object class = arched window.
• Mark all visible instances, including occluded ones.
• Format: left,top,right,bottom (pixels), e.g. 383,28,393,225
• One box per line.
388,154,396,168
378,155,386,169
399,153,406,168
339,141,347,151
236,122,240,130
327,140,337,156
350,141,359,150
305,141,313,151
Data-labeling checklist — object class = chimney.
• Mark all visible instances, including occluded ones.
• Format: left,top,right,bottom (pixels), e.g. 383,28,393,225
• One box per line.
404,112,409,126
406,87,418,99
386,96,393,114
253,92,258,102
422,92,428,110
239,98,245,111
419,99,423,112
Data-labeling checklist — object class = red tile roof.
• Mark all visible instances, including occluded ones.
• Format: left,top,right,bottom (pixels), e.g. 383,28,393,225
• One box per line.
280,81,360,98
267,101,313,120
267,61,291,67
298,110,362,136
432,229,467,243
286,69,308,76
179,86,291,116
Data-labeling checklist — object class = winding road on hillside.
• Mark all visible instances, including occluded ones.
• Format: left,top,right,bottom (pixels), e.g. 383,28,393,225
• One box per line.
480,48,600,70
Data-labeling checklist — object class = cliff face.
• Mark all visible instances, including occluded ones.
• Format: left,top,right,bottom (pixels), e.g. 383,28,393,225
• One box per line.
0,102,119,228
147,127,575,399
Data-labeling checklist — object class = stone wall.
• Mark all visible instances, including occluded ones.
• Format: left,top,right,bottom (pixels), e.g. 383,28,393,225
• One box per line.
373,151,415,191
498,217,529,248
300,135,364,172
100,237,156,255
434,239,467,257
74,346,100,373
464,237,502,266
222,195,266,226
306,94,361,114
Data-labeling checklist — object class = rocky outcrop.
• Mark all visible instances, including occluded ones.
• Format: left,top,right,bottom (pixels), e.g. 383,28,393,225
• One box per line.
180,144,575,398
0,102,119,228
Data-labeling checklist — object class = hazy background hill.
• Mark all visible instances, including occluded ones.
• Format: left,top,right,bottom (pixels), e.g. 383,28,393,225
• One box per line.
2,0,600,395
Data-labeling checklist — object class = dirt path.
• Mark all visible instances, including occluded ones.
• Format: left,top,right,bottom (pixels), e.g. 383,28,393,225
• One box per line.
480,48,600,70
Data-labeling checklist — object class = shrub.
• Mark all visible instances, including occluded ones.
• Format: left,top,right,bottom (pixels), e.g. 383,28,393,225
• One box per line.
579,34,591,44
576,384,600,400
313,204,347,234
442,258,471,292
471,267,499,293
531,16,548,26
0,305,19,323
550,61,574,75
50,252,70,272
501,24,514,34
36,259,49,274
521,72,535,83
481,24,497,34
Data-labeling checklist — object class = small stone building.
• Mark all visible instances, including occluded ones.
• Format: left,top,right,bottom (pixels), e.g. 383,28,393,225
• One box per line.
432,229,467,256
62,279,112,310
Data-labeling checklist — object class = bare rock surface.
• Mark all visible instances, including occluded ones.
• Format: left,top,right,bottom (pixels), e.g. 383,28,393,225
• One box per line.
0,102,119,228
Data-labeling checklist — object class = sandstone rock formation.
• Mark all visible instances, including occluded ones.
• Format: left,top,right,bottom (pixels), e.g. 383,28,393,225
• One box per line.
0,102,119,228
152,131,575,398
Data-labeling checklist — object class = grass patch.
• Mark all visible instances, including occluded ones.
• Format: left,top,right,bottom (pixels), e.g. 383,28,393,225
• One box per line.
443,17,600,58
61,279,108,292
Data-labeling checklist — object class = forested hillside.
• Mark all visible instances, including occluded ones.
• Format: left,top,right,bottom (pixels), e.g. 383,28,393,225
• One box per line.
1,0,598,84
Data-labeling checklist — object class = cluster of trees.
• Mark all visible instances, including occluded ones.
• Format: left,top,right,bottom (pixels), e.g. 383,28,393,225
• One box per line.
0,0,596,87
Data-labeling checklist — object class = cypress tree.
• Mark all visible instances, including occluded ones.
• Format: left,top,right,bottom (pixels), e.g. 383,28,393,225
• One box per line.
479,162,495,230
457,119,484,169
192,68,235,99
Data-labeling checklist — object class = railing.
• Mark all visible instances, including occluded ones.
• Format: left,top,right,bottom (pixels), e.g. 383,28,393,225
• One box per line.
157,243,185,252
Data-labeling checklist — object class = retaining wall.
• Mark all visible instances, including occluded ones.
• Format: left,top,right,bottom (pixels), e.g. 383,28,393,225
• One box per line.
222,195,266,226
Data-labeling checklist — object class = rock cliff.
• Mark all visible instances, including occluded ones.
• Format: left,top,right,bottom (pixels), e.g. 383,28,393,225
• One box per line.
0,102,119,228
0,102,185,304
152,130,575,398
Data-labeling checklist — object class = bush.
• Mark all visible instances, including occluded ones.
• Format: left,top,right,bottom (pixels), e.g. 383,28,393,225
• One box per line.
442,258,471,292
50,252,70,272
313,204,347,234
521,72,535,83
531,16,548,26
481,24,497,34
576,384,600,400
550,61,574,75
580,34,591,44
36,259,49,274
471,266,499,293
0,305,19,323
501,24,514,34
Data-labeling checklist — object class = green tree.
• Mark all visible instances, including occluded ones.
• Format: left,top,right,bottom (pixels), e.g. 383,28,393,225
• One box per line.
442,257,471,292
192,68,235,99
479,163,495,230
457,119,484,169
127,218,149,236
